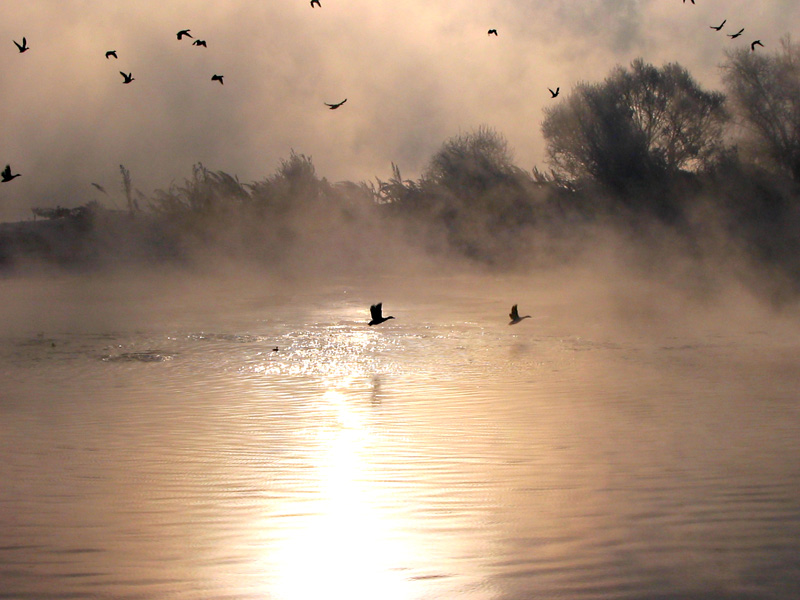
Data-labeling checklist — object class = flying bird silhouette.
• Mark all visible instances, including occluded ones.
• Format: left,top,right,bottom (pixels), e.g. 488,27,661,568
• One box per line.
91,183,108,194
508,304,531,325
751,40,764,51
728,28,744,39
683,0,695,4
325,98,347,109
548,87,559,98
13,37,28,53
368,303,394,326
211,74,224,84
710,20,726,31
310,0,321,7
193,40,207,47
120,71,134,84
1,165,21,183
177,29,192,40
488,29,498,36
105,50,117,59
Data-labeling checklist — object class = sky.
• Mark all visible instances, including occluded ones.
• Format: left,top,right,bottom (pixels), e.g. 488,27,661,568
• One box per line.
1,0,798,221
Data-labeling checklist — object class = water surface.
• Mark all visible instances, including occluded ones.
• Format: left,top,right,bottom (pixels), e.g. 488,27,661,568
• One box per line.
2,271,800,599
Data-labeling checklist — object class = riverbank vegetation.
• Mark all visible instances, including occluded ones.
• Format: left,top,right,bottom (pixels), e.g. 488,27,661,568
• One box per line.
3,42,800,301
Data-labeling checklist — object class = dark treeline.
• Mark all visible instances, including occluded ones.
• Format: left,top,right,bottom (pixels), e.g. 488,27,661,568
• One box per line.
2,40,800,301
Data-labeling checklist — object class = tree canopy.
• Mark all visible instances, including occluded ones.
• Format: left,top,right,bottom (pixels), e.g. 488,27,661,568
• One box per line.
722,37,800,181
542,59,728,191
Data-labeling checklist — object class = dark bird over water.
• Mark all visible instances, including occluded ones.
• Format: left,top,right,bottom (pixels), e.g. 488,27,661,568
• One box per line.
310,0,321,7
728,28,744,39
211,74,224,84
549,87,559,98
1,165,21,183
508,304,531,325
751,40,764,51
488,29,498,36
177,29,192,40
325,98,347,109
193,40,207,47
368,303,394,326
710,20,726,31
105,50,117,59
13,37,28,53
120,71,134,84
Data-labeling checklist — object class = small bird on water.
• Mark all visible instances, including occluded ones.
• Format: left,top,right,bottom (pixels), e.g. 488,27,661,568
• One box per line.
368,303,394,326
1,165,21,182
508,304,531,325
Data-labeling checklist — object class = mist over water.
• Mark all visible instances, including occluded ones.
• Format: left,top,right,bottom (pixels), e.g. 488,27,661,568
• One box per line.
2,259,800,600
3,4,800,594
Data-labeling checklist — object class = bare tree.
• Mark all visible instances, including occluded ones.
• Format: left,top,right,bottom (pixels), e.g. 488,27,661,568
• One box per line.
722,37,800,181
542,59,728,190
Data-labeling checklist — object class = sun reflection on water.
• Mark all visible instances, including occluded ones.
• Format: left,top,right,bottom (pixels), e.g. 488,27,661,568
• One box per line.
269,388,415,600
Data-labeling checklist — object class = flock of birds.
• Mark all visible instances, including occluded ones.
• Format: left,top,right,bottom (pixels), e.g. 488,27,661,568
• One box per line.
367,302,530,326
4,7,360,186
1,3,770,189
109,29,221,86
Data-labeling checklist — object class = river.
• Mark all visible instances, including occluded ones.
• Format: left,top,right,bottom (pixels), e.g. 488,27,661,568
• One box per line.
2,268,799,599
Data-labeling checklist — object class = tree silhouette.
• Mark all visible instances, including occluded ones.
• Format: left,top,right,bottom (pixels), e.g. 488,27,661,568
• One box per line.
542,59,728,191
722,37,800,181
424,126,525,195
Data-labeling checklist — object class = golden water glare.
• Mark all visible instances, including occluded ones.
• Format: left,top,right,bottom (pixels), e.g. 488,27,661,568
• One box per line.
267,387,416,600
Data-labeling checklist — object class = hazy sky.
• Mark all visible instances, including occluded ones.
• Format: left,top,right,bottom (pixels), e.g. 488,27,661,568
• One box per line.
1,0,798,221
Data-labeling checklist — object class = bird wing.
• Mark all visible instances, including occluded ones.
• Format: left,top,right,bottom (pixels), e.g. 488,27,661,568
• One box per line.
510,304,519,320
2,165,10,178
370,303,382,321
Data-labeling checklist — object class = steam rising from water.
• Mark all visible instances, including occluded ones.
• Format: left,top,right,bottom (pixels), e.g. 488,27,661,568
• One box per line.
2,262,800,600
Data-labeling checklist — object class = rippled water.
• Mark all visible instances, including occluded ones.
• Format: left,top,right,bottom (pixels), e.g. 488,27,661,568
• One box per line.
2,270,800,599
